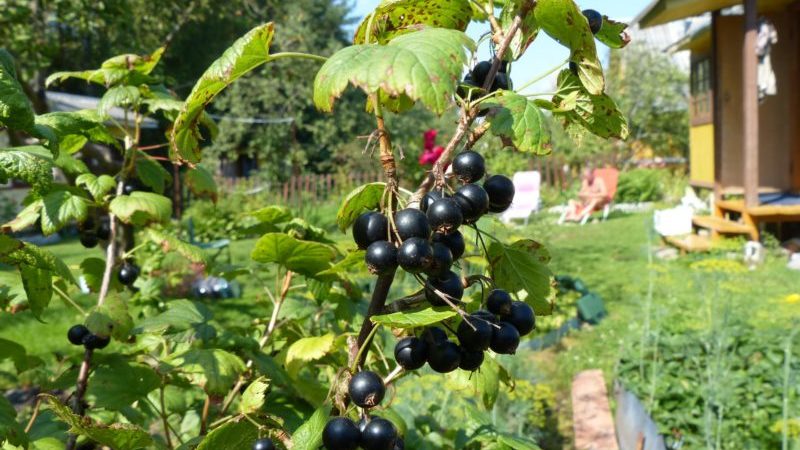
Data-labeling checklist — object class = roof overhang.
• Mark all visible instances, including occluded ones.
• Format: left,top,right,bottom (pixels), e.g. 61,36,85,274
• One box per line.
636,0,799,28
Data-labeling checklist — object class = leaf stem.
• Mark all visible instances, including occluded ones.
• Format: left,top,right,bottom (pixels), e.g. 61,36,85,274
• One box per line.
515,58,569,94
200,394,211,435
351,323,382,373
354,269,397,370
160,385,174,449
53,284,86,316
24,397,42,433
269,52,328,63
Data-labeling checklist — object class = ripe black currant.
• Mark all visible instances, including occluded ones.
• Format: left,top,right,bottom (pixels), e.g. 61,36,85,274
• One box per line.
454,184,490,223
394,209,431,240
492,72,511,91
83,334,111,350
471,61,492,86
67,324,90,346
421,327,448,345
394,437,405,450
96,220,111,240
365,241,398,276
582,9,603,34
427,341,462,373
432,231,465,260
487,289,513,316
117,262,140,286
424,270,464,306
421,190,445,213
397,237,433,274
348,371,386,409
79,233,98,249
361,418,398,450
394,337,428,370
459,348,485,372
252,438,275,450
353,212,389,249
473,309,498,323
122,179,145,195
456,315,494,352
323,417,361,450
484,175,515,213
452,151,486,184
426,198,463,234
490,322,520,355
425,242,453,278
505,301,535,336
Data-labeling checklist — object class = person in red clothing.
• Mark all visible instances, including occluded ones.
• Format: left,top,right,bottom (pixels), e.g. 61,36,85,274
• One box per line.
419,129,444,165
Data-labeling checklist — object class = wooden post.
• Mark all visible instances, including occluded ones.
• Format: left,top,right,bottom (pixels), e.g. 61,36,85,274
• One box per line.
743,0,759,208
712,10,723,200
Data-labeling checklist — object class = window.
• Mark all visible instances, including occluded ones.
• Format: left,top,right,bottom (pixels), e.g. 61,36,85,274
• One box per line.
691,57,713,124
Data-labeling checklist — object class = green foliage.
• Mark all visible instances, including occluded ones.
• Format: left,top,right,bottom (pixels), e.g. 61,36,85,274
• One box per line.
615,168,666,203
353,0,472,44
487,240,554,315
372,307,458,328
485,91,550,154
109,192,172,226
0,48,34,131
336,182,386,232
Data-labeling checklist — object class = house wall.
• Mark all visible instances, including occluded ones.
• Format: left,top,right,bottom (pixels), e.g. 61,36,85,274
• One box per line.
716,12,799,191
690,124,715,186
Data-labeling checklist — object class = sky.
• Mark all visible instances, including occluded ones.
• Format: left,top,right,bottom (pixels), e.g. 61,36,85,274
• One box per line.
350,0,654,93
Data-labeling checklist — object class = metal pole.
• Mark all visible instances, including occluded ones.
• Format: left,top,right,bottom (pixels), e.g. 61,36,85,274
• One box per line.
743,0,760,207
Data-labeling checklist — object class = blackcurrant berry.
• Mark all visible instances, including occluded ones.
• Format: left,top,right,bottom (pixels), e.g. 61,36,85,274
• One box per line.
487,289,513,316
421,327,448,345
80,233,98,249
456,76,482,101
365,241,398,276
492,72,511,91
484,175,515,213
459,348,485,372
323,417,361,450
252,438,275,450
471,61,492,86
582,9,603,34
122,179,144,195
473,309,498,323
420,190,444,213
394,437,405,450
456,315,493,352
361,418,398,450
83,334,111,350
353,212,389,249
454,184,490,223
67,324,90,346
79,216,95,232
504,301,535,336
394,209,431,240
426,198,463,234
569,61,579,75
348,371,386,409
425,243,453,278
452,151,486,184
499,60,509,74
427,341,461,373
394,337,428,370
96,219,111,240
424,271,464,306
117,262,140,286
490,322,520,355
432,231,465,260
397,237,433,274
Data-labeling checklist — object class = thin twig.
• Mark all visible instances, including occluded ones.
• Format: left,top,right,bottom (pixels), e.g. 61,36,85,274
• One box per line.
24,398,42,433
160,385,174,449
200,395,211,435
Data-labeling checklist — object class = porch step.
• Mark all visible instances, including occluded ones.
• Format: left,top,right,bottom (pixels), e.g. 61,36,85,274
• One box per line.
664,234,713,253
692,216,753,235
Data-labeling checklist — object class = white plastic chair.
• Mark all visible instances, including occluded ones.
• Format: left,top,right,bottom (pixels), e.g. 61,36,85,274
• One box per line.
501,171,541,225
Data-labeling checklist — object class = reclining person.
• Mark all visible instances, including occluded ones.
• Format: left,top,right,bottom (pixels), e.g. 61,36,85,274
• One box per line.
563,167,609,222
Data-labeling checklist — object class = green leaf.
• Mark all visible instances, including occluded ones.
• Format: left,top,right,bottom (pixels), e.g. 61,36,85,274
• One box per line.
552,69,628,140
487,239,553,315
133,299,212,335
0,147,53,198
43,394,154,450
0,338,28,373
170,23,274,163
372,307,457,328
251,233,335,276
185,166,218,202
497,434,542,450
46,47,164,87
354,0,472,44
85,295,133,340
291,405,330,450
285,333,335,366
134,151,172,194
34,110,118,149
246,206,293,227
336,183,386,232
314,28,475,114
485,91,550,154
447,356,502,409
595,16,630,49
196,416,259,450
239,376,270,415
76,174,117,201
171,348,245,395
20,265,53,320
87,360,160,411
0,394,27,447
2,199,43,233
499,0,540,59
0,49,35,131
80,257,120,293
0,240,75,284
40,189,90,235
145,229,208,265
109,191,172,226
97,85,140,117
534,0,604,95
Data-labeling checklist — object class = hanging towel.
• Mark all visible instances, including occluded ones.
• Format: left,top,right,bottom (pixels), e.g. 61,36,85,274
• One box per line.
756,19,778,101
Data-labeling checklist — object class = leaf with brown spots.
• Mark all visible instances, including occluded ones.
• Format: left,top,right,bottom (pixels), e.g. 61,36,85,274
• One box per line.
596,16,631,49
499,0,540,60
483,91,550,155
551,69,628,140
354,0,473,44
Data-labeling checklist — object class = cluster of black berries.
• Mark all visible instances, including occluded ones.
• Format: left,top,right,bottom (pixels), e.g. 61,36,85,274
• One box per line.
117,261,140,287
67,324,110,350
394,289,535,374
356,151,514,301
78,215,111,249
456,60,512,102
323,371,404,450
